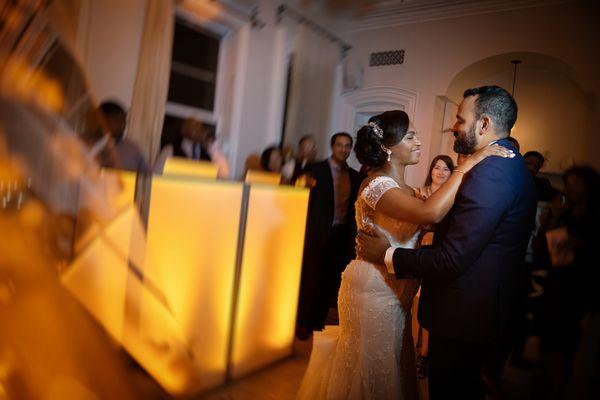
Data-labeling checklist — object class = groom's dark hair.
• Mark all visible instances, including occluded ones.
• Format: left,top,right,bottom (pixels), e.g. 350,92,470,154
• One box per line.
463,86,517,136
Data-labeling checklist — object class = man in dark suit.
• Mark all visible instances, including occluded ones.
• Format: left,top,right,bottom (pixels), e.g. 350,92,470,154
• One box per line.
153,118,210,172
296,132,361,340
358,86,536,399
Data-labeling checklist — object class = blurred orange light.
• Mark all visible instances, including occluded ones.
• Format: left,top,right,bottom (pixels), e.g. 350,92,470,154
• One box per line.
145,176,243,391
231,185,309,377
163,158,218,179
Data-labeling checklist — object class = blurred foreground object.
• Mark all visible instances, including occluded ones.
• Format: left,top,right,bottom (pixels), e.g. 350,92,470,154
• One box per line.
1,1,196,397
1,3,310,397
0,136,138,399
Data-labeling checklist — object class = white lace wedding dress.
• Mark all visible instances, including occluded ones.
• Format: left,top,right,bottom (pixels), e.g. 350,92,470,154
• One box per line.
297,176,422,400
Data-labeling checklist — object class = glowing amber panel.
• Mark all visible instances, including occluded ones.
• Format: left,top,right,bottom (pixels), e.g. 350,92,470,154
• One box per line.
63,206,200,395
73,169,138,254
231,185,309,377
104,168,137,210
163,158,218,179
244,169,281,185
145,177,242,391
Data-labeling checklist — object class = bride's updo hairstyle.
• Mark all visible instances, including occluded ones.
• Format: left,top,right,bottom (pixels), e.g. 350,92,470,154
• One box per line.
354,110,410,169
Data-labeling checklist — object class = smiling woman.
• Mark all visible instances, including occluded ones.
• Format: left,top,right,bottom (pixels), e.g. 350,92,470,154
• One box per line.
422,155,455,196
413,153,455,378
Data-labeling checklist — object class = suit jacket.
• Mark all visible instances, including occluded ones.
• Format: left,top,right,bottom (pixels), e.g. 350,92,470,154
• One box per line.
392,138,537,343
291,159,309,182
114,138,150,173
532,175,559,202
303,159,361,261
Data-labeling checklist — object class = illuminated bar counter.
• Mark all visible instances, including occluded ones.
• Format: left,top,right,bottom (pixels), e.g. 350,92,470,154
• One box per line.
63,168,309,395
231,184,309,378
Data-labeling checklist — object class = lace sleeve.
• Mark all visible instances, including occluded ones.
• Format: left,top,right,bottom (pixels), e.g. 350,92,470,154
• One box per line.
360,176,400,209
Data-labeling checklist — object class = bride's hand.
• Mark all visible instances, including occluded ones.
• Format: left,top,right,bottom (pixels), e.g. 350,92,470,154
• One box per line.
460,144,514,172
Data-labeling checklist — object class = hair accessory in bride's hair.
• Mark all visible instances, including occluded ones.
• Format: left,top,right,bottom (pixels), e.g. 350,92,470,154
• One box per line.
369,122,384,139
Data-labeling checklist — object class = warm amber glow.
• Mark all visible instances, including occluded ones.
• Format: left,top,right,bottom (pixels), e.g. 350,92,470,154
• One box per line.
63,206,201,395
163,158,218,179
102,168,137,210
231,185,309,377
145,176,243,391
244,170,282,185
62,172,309,393
180,0,223,21
0,57,64,112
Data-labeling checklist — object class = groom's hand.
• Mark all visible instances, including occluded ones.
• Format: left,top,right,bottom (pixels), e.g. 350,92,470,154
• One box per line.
357,227,390,266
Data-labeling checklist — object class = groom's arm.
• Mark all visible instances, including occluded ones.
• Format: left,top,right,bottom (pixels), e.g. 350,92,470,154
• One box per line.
390,163,512,281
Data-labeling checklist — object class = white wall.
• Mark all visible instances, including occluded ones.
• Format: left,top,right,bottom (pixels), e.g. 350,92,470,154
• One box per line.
467,65,590,173
331,1,600,186
213,19,244,166
78,0,294,178
227,0,290,178
77,0,147,108
77,1,599,181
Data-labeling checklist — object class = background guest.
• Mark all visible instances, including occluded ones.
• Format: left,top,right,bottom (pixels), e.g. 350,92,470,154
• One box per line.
297,135,317,167
540,165,599,399
199,128,230,179
524,150,559,201
154,117,207,172
417,155,455,198
292,135,319,186
296,132,360,340
260,145,283,173
98,101,149,173
509,150,558,370
414,154,455,380
280,145,297,183
292,135,317,180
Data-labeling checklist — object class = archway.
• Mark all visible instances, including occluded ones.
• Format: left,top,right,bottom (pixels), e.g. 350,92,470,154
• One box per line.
438,52,593,173
337,86,418,170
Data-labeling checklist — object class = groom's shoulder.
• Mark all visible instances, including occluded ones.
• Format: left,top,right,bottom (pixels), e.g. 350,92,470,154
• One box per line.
469,156,509,178
464,156,525,194
471,153,525,178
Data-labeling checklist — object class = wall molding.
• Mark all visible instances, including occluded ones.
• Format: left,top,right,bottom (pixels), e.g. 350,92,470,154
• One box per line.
345,0,569,32
338,86,418,133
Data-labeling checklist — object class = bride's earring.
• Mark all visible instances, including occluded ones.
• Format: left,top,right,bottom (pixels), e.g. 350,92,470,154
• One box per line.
381,145,392,162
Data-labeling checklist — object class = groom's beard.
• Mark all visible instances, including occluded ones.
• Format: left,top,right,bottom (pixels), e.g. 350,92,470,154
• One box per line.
453,124,477,155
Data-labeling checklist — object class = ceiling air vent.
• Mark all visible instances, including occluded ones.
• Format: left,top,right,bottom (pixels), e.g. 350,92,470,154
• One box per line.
369,50,405,67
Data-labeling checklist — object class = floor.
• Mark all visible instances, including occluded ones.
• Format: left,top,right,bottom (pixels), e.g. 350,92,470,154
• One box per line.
198,342,542,400
195,309,543,400
199,339,312,400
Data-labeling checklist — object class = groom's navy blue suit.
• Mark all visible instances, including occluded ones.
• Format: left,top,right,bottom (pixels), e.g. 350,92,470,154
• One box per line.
392,138,536,398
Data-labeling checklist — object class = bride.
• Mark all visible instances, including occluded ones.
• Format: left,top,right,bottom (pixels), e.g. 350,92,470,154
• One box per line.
297,110,514,399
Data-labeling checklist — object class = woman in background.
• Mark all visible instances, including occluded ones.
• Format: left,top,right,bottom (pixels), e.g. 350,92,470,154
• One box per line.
260,145,283,173
414,155,455,381
416,155,455,199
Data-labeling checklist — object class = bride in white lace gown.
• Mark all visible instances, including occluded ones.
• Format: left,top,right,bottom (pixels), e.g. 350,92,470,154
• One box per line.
297,111,514,400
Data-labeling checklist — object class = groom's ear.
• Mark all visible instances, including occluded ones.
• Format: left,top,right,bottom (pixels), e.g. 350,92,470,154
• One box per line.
479,114,491,135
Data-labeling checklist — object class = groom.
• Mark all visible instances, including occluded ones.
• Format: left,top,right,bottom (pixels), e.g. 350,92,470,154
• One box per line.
358,86,536,399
